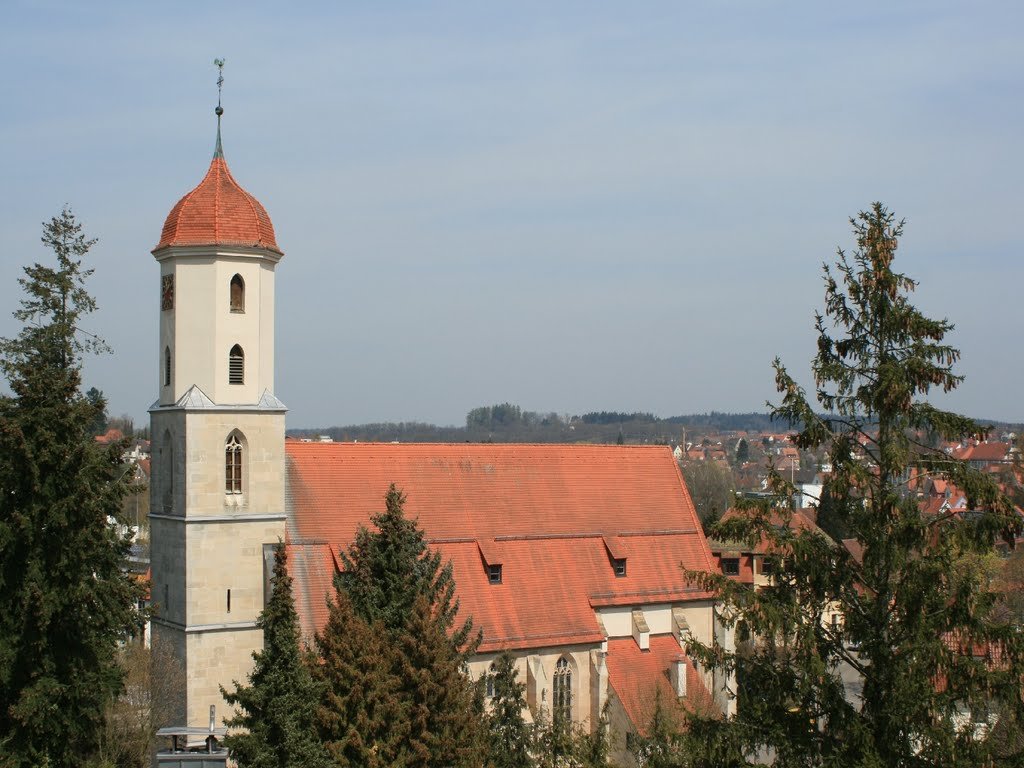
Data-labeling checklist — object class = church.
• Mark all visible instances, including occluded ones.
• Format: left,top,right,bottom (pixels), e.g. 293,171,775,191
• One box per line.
148,109,735,747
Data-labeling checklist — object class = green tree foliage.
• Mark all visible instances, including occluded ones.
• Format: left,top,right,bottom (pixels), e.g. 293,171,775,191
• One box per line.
581,411,657,425
467,402,525,430
392,595,488,767
682,204,1024,767
85,386,108,435
314,586,407,767
340,484,474,649
734,438,750,464
318,485,484,766
813,486,851,542
680,460,736,527
485,652,534,768
0,208,145,767
221,544,330,768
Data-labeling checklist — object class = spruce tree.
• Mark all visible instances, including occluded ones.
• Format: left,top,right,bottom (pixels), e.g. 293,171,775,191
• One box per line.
392,594,488,768
318,484,486,765
313,586,409,767
221,543,330,768
682,204,1024,767
485,652,534,768
340,483,473,650
0,208,145,767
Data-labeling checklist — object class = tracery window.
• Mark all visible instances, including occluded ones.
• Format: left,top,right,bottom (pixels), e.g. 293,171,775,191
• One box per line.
225,433,243,494
230,274,245,313
229,345,244,385
553,656,572,723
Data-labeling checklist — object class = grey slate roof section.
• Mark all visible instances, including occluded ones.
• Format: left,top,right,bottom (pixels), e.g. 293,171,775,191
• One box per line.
257,389,287,411
176,385,216,409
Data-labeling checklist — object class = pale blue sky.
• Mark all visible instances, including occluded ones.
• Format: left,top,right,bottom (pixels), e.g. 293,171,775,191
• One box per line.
1,1,1021,427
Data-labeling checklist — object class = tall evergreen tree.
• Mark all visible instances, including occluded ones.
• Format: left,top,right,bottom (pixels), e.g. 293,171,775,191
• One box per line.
682,204,1024,767
314,585,409,767
392,594,488,768
318,484,486,765
0,208,145,767
221,543,330,768
485,652,534,768
340,483,475,651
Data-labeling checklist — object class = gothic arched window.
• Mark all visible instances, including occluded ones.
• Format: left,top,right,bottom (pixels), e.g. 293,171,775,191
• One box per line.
225,432,243,494
229,345,244,385
230,274,245,313
163,346,171,387
162,429,174,512
553,656,572,723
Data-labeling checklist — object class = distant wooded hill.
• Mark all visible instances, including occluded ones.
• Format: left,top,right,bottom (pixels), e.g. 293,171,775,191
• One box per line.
290,408,782,445
289,405,1022,446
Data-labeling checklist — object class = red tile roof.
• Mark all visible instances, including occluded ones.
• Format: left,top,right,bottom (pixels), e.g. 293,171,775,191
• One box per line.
285,443,716,652
94,428,124,445
605,635,713,732
155,152,280,254
955,442,1011,463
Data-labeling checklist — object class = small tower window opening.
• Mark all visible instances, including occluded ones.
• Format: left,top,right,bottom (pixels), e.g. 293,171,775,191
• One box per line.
227,589,232,613
230,274,245,313
163,346,171,387
553,657,572,723
225,433,243,494
229,344,244,385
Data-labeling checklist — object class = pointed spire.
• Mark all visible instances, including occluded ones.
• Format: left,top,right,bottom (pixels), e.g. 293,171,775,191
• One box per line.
214,108,224,159
213,57,226,159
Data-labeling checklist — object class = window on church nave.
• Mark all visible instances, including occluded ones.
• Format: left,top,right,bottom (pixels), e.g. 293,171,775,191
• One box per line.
553,656,572,723
225,433,243,494
230,274,245,313
229,345,244,385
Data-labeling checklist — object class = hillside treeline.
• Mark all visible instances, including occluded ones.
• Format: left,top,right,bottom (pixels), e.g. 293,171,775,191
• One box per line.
290,405,782,444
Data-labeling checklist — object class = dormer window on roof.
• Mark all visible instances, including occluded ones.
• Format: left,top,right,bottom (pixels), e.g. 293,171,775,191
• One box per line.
603,535,628,578
477,539,504,586
488,564,502,585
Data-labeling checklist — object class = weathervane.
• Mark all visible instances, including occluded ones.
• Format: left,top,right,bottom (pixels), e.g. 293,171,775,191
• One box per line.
214,58,225,117
213,58,226,158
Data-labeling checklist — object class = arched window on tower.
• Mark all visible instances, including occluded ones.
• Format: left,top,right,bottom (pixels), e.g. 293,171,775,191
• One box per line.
229,344,244,385
553,656,572,723
162,430,174,512
163,346,171,387
225,432,244,494
230,274,245,313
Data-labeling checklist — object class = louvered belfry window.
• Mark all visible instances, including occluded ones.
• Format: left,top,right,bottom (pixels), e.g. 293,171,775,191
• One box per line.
229,345,244,385
553,657,572,723
163,347,171,387
230,274,245,313
225,434,243,494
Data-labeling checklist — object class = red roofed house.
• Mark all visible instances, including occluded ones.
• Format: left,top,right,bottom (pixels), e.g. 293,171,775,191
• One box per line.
148,113,732,748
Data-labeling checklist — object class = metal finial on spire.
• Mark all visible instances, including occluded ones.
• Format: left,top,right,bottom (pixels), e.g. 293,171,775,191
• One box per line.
213,58,226,158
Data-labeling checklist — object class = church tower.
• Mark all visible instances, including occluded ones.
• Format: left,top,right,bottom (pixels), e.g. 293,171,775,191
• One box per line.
149,101,286,729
